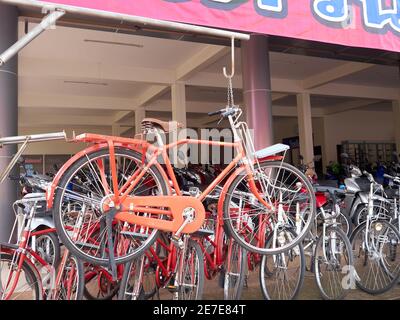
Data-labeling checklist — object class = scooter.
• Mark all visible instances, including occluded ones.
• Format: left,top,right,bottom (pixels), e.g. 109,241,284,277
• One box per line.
344,165,390,225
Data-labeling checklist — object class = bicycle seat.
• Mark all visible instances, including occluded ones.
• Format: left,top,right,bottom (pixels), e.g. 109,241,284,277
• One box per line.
141,118,184,133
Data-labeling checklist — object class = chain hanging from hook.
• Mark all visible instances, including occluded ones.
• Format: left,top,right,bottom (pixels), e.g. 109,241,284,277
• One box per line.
223,37,236,109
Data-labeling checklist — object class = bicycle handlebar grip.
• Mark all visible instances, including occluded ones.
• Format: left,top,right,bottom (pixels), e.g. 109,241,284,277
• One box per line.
221,109,235,117
208,110,224,116
384,173,394,179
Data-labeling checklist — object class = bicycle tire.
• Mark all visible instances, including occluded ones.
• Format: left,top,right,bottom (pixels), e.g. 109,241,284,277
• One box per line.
177,239,204,300
0,252,41,300
52,147,169,266
314,226,353,300
350,219,400,295
223,240,247,300
259,228,305,300
118,255,157,301
50,254,84,300
223,161,316,255
34,231,61,269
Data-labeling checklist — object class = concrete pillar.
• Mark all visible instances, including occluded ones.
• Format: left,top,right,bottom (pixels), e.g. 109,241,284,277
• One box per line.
297,93,315,167
135,108,146,135
112,124,122,136
171,82,187,167
241,34,273,150
0,4,18,242
392,100,400,154
171,82,187,128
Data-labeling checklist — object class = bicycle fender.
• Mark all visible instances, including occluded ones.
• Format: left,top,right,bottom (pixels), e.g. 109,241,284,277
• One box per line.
29,217,55,231
371,194,390,204
349,197,366,220
217,165,247,226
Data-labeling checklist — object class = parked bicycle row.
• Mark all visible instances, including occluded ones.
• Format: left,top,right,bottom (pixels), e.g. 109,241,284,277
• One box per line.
1,105,400,300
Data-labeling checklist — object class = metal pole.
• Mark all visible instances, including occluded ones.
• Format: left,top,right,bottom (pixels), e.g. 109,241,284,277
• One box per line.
0,9,65,66
0,3,18,242
0,0,250,41
0,131,67,145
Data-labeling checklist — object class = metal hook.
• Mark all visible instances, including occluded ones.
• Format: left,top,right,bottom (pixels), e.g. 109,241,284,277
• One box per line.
223,37,235,79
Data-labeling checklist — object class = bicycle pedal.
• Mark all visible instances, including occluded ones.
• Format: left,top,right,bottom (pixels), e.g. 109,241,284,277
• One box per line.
166,284,179,293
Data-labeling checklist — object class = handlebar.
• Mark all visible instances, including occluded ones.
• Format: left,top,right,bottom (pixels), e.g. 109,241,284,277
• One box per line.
384,173,400,184
0,132,66,146
208,107,239,118
363,170,375,183
207,109,224,116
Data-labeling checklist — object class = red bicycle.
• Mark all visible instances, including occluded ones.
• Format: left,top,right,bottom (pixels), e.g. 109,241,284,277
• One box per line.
118,232,204,300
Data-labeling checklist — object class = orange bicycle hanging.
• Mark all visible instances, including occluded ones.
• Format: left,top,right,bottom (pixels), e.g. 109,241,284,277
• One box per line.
47,38,316,268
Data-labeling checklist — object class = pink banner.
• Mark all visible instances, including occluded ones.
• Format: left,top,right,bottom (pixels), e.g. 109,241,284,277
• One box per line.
43,0,400,52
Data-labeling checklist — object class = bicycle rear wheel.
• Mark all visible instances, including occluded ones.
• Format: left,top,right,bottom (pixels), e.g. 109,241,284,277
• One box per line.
223,161,316,255
53,148,169,266
350,220,400,294
314,226,353,300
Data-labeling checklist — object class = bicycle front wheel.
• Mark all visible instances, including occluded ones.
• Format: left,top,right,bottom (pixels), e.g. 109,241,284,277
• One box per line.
176,239,204,300
223,240,247,300
118,254,157,300
223,161,316,255
259,228,305,300
0,251,41,300
350,220,400,295
314,226,353,300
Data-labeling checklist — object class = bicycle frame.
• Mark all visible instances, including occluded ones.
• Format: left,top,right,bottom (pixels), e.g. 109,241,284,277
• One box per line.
47,132,277,236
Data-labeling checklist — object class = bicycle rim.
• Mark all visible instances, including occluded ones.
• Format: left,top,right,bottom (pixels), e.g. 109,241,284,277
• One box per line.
351,220,400,294
0,252,41,300
314,226,353,300
223,240,247,300
224,161,316,255
53,148,169,266
259,228,305,300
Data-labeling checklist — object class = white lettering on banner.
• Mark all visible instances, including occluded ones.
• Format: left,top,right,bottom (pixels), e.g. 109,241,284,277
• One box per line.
313,0,350,22
312,0,400,33
359,0,400,33
256,0,284,12
164,0,400,35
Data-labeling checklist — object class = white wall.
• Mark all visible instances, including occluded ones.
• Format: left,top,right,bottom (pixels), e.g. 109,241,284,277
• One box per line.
271,110,394,169
323,110,394,163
